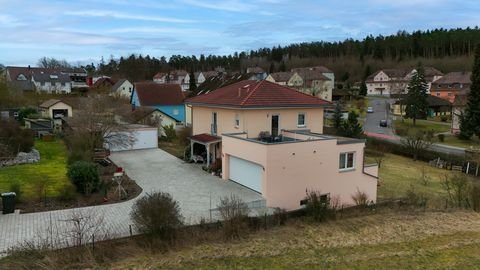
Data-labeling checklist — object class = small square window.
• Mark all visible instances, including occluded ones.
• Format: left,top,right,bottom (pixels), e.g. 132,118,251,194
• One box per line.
297,113,306,127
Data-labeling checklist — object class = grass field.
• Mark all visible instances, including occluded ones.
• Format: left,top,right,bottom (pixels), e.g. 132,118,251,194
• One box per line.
394,118,451,135
375,153,449,203
109,211,480,270
440,134,480,149
158,139,187,159
0,140,69,201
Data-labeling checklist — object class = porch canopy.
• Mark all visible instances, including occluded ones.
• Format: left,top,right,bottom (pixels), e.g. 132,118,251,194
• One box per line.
189,133,222,166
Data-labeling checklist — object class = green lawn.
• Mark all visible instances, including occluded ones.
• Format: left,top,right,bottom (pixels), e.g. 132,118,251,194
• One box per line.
394,118,450,135
0,139,69,201
440,135,480,149
158,139,187,159
375,153,450,203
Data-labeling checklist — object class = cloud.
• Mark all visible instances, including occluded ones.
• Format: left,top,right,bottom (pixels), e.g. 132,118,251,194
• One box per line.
65,10,195,23
0,14,25,27
178,0,254,12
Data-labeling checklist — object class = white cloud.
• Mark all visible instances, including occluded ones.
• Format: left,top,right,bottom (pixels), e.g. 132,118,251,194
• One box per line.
178,0,254,12
65,10,195,23
0,14,25,27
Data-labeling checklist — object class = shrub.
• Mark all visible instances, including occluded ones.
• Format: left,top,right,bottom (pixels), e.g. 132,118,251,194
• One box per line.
351,189,370,207
0,120,34,155
67,161,100,195
471,183,480,212
58,183,77,202
442,174,472,209
163,124,176,142
177,126,192,146
440,115,448,122
9,181,22,203
131,192,183,243
272,208,288,226
437,134,445,142
217,195,249,239
304,190,337,222
405,184,428,209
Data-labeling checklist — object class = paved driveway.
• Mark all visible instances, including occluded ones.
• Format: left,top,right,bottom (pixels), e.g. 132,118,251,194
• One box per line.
111,148,265,223
0,149,264,255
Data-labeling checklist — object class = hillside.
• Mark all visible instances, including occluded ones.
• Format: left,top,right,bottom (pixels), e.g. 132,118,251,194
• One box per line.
110,210,480,270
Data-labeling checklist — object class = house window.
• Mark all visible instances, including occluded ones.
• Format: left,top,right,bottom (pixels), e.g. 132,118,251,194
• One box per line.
436,92,440,96
339,152,355,171
297,113,306,127
234,113,240,127
448,92,452,96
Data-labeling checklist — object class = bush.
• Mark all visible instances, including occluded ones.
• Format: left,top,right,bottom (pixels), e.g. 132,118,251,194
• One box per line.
405,184,428,209
471,183,480,212
58,183,77,202
177,126,192,146
67,161,100,195
437,134,445,142
304,190,337,222
217,195,249,239
9,181,22,203
440,115,448,122
442,174,472,209
131,192,183,243
0,120,34,156
163,124,176,142
351,189,370,208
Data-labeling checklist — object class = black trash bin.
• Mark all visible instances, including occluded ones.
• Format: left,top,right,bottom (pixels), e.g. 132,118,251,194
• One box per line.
1,192,16,214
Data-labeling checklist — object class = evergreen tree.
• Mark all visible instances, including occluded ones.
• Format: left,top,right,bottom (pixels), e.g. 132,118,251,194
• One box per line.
341,111,363,138
279,61,286,72
360,65,371,96
189,70,197,91
458,111,473,140
332,102,344,131
463,45,480,138
269,62,275,73
404,64,429,126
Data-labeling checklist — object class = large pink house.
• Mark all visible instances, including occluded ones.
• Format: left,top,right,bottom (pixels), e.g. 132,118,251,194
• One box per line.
185,80,378,210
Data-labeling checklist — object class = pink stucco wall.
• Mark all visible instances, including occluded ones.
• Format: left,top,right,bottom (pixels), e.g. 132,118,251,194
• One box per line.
222,135,378,211
192,106,324,137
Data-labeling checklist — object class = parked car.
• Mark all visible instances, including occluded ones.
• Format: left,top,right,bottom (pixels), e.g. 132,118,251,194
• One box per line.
379,120,388,127
367,107,374,113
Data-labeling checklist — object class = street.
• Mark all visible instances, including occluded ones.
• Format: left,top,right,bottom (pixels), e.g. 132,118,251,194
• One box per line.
364,97,466,157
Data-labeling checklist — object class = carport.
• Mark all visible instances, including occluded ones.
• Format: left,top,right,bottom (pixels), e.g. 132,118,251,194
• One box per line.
189,133,221,166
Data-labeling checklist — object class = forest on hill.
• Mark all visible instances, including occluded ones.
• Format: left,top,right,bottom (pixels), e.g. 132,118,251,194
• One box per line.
89,27,479,84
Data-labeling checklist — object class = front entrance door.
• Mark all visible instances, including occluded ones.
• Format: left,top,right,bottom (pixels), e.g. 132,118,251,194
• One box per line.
271,115,279,137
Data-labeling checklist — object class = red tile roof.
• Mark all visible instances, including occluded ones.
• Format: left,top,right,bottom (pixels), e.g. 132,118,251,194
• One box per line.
185,80,331,108
190,133,222,143
134,82,184,106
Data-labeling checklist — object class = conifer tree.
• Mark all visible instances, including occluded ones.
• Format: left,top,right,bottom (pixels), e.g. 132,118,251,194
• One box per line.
342,111,363,138
189,70,197,91
405,64,429,126
332,102,344,131
463,45,480,138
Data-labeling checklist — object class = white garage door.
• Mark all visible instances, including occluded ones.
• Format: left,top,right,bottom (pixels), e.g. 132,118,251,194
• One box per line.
107,129,158,151
229,156,262,193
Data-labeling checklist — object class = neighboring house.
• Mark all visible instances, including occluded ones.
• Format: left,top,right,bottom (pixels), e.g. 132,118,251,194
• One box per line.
246,67,268,80
0,108,20,120
130,107,179,136
451,94,468,134
39,99,73,132
291,66,335,101
5,66,87,93
266,71,303,87
185,80,378,210
391,95,451,117
92,77,116,90
131,82,186,123
153,72,167,83
194,72,206,86
366,67,443,96
31,73,71,93
24,118,54,137
430,72,471,103
111,79,134,98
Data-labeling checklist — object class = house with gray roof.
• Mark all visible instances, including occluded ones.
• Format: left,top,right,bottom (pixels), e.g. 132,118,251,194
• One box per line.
111,79,133,99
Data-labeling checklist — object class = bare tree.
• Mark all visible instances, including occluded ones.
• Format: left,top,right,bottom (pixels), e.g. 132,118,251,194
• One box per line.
37,57,71,69
65,97,135,154
401,130,432,161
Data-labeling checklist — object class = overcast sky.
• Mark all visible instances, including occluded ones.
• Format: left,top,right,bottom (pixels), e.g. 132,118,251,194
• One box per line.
1,0,479,66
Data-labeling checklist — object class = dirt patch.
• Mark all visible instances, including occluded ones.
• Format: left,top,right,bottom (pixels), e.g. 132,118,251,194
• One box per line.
15,161,142,213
